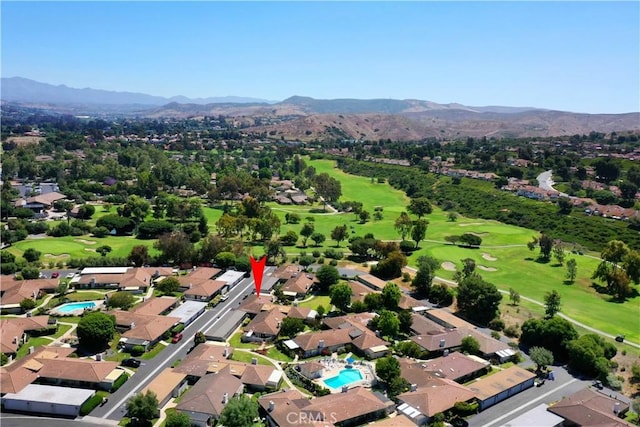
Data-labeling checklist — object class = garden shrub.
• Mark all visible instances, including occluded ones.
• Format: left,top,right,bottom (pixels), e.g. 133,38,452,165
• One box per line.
80,394,104,416
111,372,129,392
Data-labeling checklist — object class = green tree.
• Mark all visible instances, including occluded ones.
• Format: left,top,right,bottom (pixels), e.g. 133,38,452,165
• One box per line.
330,224,348,247
407,197,432,218
300,223,315,247
447,212,458,222
310,232,326,247
429,284,454,307
76,204,96,220
312,173,342,211
375,356,400,384
364,293,383,311
544,290,562,318
411,219,428,249
155,231,194,265
529,346,554,374
20,298,36,312
107,291,135,310
280,317,305,337
126,390,159,426
624,250,640,285
461,336,480,355
381,282,401,310
388,376,410,398
96,245,112,257
194,331,206,346
157,276,180,295
128,245,150,267
520,317,578,360
359,210,371,223
377,310,400,338
1,353,8,366
553,243,566,265
315,304,326,319
411,256,439,297
165,411,191,427
218,395,259,427
23,248,42,263
330,282,352,312
509,288,520,306
77,312,116,351
456,273,502,325
316,265,340,290
394,212,413,240
539,234,554,261
566,259,578,283
21,266,40,279
557,197,573,214
398,310,413,334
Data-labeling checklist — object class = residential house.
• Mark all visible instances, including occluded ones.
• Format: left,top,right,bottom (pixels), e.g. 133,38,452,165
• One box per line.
36,358,124,391
0,347,75,395
131,296,178,316
280,273,317,299
547,387,633,426
297,361,324,380
322,313,389,359
184,279,226,302
74,267,151,293
173,343,233,382
409,313,444,336
238,294,276,316
259,387,393,427
177,267,222,292
140,368,188,407
288,329,354,358
109,310,179,351
175,373,244,427
398,294,423,310
287,306,318,323
397,378,477,425
242,308,283,342
356,274,388,291
0,279,58,313
348,280,377,303
13,191,67,214
401,352,489,384
410,330,466,356
467,366,536,411
0,316,56,359
425,309,473,330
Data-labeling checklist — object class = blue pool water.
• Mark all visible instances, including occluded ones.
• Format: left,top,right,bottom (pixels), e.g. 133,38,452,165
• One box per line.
323,368,363,389
57,301,96,313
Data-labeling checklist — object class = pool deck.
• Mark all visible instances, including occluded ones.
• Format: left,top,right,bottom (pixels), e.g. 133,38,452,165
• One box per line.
314,356,377,393
50,300,104,316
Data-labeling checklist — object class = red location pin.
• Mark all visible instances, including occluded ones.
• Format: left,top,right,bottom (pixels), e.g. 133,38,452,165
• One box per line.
250,255,267,295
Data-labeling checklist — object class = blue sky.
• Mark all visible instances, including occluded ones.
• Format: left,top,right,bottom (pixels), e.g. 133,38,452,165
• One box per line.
2,1,639,113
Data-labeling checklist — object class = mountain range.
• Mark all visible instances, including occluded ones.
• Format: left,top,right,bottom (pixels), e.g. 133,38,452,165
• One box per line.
2,77,639,140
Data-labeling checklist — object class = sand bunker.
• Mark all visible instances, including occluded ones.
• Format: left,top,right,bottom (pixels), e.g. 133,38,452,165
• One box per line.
44,253,70,259
459,222,484,227
482,253,497,261
75,239,96,245
478,265,497,272
441,262,457,271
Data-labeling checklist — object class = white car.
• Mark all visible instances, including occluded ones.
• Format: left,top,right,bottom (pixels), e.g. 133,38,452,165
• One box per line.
66,273,76,279
220,294,229,301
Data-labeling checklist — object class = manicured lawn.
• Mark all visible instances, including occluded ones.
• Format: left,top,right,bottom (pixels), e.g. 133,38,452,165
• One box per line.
229,350,273,366
16,336,53,358
51,323,72,339
266,346,293,362
64,291,108,302
8,235,159,260
55,316,83,324
298,295,332,311
141,342,168,360
228,331,261,349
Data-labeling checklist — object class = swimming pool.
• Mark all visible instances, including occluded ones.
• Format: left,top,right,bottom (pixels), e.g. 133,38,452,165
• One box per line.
56,301,96,313
323,368,363,389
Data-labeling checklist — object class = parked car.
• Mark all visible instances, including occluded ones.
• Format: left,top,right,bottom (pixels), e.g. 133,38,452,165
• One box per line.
51,272,59,278
172,333,183,344
66,272,76,279
615,335,625,342
592,380,603,389
121,358,141,368
220,294,229,301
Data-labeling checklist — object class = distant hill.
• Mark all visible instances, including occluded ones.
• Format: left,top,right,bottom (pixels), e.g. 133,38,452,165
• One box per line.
2,77,638,139
0,77,274,106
